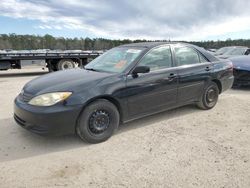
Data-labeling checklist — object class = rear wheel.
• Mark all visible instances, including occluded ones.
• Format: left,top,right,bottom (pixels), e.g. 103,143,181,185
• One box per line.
0,61,11,70
197,82,219,110
76,99,120,143
57,59,76,70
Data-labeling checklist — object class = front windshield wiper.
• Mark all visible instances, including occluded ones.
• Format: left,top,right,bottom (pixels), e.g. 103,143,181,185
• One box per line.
84,67,100,72
84,67,115,74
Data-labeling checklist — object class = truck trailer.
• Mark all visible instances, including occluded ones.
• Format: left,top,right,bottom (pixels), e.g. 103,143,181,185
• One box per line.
0,50,102,72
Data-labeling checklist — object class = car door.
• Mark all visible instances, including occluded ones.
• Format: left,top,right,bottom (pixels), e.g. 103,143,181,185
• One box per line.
125,45,178,118
173,46,213,104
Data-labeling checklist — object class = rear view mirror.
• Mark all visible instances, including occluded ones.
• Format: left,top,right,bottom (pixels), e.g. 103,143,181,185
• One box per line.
132,66,150,75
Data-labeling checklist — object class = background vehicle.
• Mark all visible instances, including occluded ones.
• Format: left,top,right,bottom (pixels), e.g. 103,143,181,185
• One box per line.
216,46,250,59
14,42,234,143
207,48,217,53
229,56,250,86
214,46,236,56
0,50,102,71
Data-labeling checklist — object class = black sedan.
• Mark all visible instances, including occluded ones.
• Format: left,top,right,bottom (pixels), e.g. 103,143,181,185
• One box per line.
229,56,250,86
14,42,234,143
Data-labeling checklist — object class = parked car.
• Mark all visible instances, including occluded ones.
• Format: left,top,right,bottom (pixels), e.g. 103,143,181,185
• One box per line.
217,46,250,59
229,56,250,86
214,46,236,56
207,49,217,53
14,42,234,143
209,49,217,52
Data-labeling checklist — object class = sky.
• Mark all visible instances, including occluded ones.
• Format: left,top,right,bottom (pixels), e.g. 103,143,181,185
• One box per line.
1,0,250,41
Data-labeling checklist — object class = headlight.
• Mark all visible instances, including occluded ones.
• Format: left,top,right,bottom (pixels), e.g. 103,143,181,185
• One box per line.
28,92,72,106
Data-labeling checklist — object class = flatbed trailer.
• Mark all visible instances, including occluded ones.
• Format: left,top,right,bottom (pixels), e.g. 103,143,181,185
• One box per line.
0,51,103,71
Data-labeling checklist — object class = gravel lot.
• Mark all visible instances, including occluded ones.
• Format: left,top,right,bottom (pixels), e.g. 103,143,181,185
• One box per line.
0,68,250,188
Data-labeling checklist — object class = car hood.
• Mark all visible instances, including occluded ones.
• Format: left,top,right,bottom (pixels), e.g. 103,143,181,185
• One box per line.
229,56,250,71
23,68,113,95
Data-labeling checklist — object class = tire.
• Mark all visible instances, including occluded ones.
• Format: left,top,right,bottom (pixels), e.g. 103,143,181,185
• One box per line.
196,82,219,110
57,59,75,70
0,61,11,70
76,99,120,143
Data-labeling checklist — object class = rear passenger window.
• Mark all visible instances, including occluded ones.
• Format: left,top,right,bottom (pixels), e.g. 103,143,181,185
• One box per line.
175,47,202,66
138,46,172,71
199,54,208,63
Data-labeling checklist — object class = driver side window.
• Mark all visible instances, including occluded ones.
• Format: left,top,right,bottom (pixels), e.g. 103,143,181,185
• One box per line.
138,46,172,71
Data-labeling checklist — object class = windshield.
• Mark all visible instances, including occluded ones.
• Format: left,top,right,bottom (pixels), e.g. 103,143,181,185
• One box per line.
223,48,246,55
215,47,232,55
85,47,144,73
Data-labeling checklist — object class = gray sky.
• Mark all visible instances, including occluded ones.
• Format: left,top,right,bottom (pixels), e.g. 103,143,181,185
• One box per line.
1,0,250,40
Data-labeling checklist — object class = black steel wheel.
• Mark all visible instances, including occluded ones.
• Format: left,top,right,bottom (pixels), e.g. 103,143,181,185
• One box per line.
88,110,110,135
76,99,119,143
197,82,219,110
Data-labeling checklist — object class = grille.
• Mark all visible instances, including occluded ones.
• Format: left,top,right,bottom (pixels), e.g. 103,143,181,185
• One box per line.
20,92,34,103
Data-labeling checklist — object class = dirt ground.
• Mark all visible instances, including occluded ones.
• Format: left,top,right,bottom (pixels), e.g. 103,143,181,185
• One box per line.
0,68,250,188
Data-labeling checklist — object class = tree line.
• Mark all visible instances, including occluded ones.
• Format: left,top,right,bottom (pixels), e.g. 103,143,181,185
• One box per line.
1,34,250,51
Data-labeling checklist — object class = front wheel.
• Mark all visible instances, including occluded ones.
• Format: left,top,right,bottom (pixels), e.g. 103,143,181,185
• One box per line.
76,99,120,143
196,82,219,110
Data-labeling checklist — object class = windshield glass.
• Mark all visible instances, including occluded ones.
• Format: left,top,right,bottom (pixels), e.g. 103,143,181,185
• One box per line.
85,47,144,73
215,47,232,55
223,48,246,55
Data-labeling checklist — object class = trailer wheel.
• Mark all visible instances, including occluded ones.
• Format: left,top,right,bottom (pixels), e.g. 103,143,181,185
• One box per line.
0,61,11,70
57,59,76,70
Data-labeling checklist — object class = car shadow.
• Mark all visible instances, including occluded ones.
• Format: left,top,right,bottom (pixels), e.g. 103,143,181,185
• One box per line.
231,85,250,91
0,118,85,162
118,105,199,134
0,105,199,162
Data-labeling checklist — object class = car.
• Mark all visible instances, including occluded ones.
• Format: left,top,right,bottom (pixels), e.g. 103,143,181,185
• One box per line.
214,46,235,56
217,46,250,59
229,56,250,86
207,49,217,53
14,42,234,143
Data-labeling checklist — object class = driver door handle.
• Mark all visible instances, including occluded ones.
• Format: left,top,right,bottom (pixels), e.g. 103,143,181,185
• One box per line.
168,73,177,79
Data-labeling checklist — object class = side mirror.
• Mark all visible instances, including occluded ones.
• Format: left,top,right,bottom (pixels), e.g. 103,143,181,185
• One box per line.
132,66,150,76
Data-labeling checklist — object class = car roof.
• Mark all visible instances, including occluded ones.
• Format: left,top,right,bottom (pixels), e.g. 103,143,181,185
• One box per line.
120,42,219,62
120,42,182,48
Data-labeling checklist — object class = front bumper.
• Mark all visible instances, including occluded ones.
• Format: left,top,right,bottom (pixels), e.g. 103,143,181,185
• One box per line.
14,97,83,136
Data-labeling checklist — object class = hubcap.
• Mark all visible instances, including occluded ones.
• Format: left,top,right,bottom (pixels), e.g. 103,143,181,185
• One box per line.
206,88,216,103
89,110,110,134
62,61,74,70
